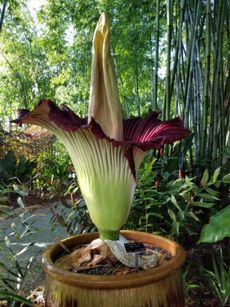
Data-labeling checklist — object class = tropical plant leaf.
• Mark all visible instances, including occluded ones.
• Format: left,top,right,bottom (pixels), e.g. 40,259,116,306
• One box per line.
212,167,221,183
199,205,230,243
168,208,176,221
170,195,182,211
222,173,230,184
201,169,209,187
196,193,219,201
192,201,215,208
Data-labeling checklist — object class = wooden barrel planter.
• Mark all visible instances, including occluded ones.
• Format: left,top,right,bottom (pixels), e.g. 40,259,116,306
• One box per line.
42,230,186,307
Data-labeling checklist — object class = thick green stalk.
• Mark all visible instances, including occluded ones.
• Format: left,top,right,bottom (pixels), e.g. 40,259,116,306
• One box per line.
99,230,119,241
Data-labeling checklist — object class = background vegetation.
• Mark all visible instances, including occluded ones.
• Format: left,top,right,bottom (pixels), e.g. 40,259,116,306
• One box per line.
1,0,229,170
0,0,229,306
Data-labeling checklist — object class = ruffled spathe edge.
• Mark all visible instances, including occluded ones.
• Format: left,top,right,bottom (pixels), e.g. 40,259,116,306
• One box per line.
12,99,190,179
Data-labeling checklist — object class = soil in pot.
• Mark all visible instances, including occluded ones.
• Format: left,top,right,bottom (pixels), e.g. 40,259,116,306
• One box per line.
54,239,173,276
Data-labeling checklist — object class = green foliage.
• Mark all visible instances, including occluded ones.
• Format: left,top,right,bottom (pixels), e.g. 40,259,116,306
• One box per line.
34,141,72,199
0,151,36,183
199,205,230,243
0,205,9,218
0,183,12,207
126,157,229,241
204,249,230,306
50,200,95,236
0,2,229,303
0,0,229,172
0,208,40,306
0,290,32,306
0,256,33,306
49,174,95,235
0,150,36,209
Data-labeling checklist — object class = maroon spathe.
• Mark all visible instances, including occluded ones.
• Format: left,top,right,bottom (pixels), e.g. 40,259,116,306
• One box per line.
12,99,190,179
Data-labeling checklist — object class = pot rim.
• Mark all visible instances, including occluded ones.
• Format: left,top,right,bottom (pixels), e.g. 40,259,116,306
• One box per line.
42,230,186,289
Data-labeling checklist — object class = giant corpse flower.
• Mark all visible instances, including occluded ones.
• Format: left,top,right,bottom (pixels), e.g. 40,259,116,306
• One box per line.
12,14,189,242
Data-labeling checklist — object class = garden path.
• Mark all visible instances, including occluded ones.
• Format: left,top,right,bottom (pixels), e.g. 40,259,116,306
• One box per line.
0,202,71,296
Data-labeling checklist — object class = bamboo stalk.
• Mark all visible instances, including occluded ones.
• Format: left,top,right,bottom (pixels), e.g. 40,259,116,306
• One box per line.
153,0,160,111
184,1,201,129
217,0,225,165
179,41,186,105
201,0,211,160
222,0,230,154
164,0,173,120
170,0,185,105
207,2,216,158
211,0,224,163
193,43,202,163
224,55,230,147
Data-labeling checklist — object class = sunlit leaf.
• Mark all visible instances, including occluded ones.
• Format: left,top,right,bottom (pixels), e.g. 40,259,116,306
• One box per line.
170,195,181,211
199,205,230,243
17,196,25,208
212,167,221,183
168,208,176,221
